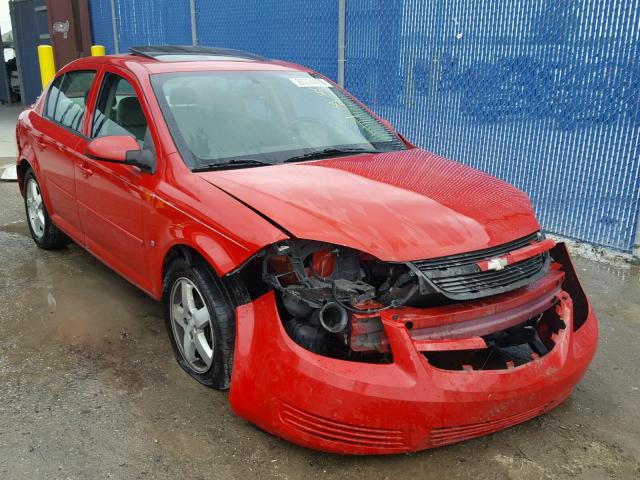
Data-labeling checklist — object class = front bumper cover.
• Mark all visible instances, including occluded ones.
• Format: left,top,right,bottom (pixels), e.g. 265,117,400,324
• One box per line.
229,243,598,454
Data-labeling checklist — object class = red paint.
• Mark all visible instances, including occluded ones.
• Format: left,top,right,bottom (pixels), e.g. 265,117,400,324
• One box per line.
85,135,140,162
15,53,598,454
230,284,596,454
311,248,336,278
413,336,487,352
198,150,541,261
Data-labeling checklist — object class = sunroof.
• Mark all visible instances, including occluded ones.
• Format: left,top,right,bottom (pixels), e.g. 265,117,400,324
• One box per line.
129,45,266,62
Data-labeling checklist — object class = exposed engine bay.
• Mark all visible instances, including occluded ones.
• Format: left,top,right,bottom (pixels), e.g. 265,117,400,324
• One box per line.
237,237,557,366
261,240,418,362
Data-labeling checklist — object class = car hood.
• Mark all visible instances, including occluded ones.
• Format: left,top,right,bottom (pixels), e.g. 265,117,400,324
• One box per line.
196,149,540,261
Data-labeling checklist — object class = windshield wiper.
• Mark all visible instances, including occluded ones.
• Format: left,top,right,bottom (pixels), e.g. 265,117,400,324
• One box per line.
282,147,380,163
192,158,275,172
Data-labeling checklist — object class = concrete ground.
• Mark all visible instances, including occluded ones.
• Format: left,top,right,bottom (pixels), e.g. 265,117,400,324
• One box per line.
1,105,639,479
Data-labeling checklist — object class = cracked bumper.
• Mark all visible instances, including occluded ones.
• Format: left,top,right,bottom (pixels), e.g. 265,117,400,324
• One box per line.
229,244,598,454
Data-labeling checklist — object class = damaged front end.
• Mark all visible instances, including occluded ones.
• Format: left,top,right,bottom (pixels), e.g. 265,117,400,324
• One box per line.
241,233,562,367
228,234,597,454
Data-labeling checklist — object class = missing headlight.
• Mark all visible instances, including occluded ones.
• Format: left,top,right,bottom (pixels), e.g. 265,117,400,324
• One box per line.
261,240,420,363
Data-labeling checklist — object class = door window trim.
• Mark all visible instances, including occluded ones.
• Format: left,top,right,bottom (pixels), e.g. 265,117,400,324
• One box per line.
90,69,157,170
43,69,97,139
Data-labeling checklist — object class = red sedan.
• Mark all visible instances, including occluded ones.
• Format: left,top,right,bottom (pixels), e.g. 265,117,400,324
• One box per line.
15,46,597,454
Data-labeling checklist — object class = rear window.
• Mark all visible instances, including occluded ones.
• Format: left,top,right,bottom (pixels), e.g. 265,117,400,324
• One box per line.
44,70,96,133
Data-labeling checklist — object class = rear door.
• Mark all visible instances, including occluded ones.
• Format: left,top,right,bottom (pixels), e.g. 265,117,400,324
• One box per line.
32,69,96,242
75,68,156,291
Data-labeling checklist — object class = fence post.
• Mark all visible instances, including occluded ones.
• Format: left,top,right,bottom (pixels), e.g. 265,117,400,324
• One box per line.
190,0,198,45
110,0,119,54
634,206,640,261
337,0,346,86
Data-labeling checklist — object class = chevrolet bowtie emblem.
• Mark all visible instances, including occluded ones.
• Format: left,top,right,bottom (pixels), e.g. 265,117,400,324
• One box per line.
486,257,509,271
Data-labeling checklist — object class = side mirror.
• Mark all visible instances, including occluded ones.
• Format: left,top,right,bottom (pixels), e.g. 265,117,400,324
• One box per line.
85,135,154,173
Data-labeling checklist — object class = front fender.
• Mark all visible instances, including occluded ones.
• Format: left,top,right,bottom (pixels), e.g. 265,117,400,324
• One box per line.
147,177,288,298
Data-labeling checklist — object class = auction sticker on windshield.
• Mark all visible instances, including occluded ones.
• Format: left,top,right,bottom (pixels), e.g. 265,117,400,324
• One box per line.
289,77,332,88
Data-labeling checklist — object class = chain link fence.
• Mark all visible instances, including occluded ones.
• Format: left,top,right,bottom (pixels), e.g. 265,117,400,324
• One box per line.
88,0,640,253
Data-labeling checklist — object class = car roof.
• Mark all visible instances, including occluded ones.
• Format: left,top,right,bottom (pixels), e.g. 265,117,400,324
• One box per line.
64,45,309,76
130,45,266,62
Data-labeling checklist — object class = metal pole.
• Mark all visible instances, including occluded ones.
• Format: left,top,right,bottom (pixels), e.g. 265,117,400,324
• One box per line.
190,0,198,46
633,203,640,261
337,0,346,86
110,0,119,54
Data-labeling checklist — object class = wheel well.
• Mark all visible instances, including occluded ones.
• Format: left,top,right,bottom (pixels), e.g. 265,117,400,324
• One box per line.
162,245,197,285
16,159,31,193
161,245,250,307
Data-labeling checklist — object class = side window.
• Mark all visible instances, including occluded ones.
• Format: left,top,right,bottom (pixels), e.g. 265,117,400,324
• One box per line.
44,70,96,133
44,75,63,119
92,73,151,146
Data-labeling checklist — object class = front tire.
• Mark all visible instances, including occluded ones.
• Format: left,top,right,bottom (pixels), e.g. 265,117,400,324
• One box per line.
23,168,69,250
163,255,236,389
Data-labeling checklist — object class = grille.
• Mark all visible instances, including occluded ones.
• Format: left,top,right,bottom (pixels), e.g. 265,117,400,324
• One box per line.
412,233,548,300
430,405,545,447
279,403,407,450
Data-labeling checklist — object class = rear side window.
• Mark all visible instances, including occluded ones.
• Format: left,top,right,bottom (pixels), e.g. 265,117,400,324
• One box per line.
44,70,96,133
92,73,150,146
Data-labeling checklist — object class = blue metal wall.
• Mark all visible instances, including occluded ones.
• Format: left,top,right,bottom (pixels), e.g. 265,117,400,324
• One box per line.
0,25,10,103
87,0,640,252
88,0,192,53
9,0,49,104
346,0,640,252
195,0,338,80
88,0,116,54
114,1,191,51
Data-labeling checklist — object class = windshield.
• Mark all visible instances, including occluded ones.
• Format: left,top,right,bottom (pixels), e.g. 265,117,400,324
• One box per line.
150,71,405,170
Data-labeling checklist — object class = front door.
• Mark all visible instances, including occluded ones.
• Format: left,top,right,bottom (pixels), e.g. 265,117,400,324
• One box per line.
75,70,155,291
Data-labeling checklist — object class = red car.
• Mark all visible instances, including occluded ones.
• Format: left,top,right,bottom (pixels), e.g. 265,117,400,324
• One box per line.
16,46,597,454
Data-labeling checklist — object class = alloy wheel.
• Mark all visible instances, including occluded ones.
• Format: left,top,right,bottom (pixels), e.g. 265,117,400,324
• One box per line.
26,178,45,240
169,277,215,373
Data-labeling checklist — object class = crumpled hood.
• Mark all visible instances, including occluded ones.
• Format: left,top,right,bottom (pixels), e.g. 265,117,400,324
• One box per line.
197,149,540,261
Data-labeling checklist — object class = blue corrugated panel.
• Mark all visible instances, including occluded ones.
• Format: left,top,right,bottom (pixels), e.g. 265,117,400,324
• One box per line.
195,0,338,80
9,0,49,104
0,26,10,103
114,0,192,52
346,0,640,252
88,0,115,53
85,0,640,252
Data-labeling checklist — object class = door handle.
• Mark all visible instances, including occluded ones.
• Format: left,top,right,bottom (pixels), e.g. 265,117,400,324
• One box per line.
79,163,93,177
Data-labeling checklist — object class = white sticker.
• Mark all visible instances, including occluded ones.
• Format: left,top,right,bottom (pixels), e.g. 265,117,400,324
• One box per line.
289,77,332,88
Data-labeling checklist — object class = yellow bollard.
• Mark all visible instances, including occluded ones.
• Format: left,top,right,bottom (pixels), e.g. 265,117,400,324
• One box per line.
37,45,56,89
91,45,106,56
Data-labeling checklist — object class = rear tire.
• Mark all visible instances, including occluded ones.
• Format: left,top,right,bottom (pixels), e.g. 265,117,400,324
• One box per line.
163,254,237,389
23,168,69,250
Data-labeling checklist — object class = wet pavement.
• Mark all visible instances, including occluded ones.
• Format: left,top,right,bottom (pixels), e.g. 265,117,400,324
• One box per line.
0,178,639,479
